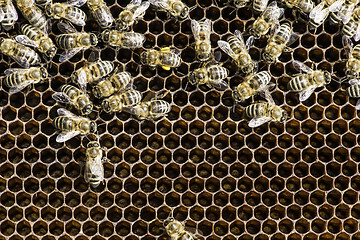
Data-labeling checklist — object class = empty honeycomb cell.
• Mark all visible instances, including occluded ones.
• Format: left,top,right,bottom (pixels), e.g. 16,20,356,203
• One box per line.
328,218,342,233
174,120,189,135
9,206,23,222
293,48,308,62
40,206,55,222
33,221,48,236
17,134,31,149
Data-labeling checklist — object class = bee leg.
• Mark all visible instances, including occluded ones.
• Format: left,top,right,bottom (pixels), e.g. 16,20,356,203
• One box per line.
292,9,299,23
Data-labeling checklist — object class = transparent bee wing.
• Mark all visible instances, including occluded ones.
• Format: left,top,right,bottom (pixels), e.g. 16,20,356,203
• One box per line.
93,6,114,26
77,70,88,91
309,1,325,19
313,8,329,23
210,80,229,90
133,1,150,19
57,107,78,117
248,116,272,127
6,2,18,21
4,68,29,75
342,35,353,57
59,48,82,62
67,0,87,7
12,55,31,69
329,0,345,12
142,91,156,102
254,0,269,11
354,24,360,42
286,33,299,46
122,105,139,115
52,92,71,103
340,5,354,24
348,79,360,85
14,35,39,48
217,40,236,59
299,85,317,101
356,99,360,110
130,0,142,5
57,22,77,33
245,36,254,50
0,8,5,22
191,20,201,40
234,29,246,48
9,80,33,94
292,60,314,74
149,0,170,10
56,130,81,142
213,51,222,62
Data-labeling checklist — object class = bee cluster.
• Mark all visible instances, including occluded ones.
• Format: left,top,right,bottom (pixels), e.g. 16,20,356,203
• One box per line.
0,0,360,239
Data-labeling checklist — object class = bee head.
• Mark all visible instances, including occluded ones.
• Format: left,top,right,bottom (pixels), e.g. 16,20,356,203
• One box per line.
82,104,93,115
232,90,243,102
45,4,52,15
180,7,189,19
102,100,111,113
249,28,260,39
189,72,197,84
71,72,78,82
40,67,48,78
46,46,57,58
234,0,247,7
346,70,359,78
90,121,97,133
0,38,4,44
116,19,128,30
90,33,98,46
87,141,100,148
262,52,274,63
101,29,110,43
163,218,175,227
280,110,288,122
324,71,331,84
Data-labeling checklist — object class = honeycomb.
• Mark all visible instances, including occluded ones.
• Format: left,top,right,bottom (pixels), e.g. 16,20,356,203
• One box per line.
1,0,360,239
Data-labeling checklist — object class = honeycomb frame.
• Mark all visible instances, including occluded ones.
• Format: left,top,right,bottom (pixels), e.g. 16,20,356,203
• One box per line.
1,0,360,240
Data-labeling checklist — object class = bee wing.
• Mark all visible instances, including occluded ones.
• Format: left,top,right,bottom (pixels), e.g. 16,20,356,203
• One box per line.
348,79,360,85
149,0,170,10
292,61,314,74
122,105,138,115
57,22,77,33
340,5,355,24
56,131,81,142
309,1,326,19
130,0,142,5
248,116,273,128
0,8,5,22
9,80,33,94
286,33,299,46
5,1,18,21
329,0,345,12
84,160,91,183
354,24,360,42
4,68,29,75
52,92,71,103
210,80,229,90
14,35,39,48
191,20,201,39
356,99,360,110
255,0,269,11
67,0,87,7
59,48,82,62
234,29,246,48
133,1,150,19
299,85,317,102
57,108,80,118
11,55,31,69
342,36,353,57
77,70,88,91
217,40,236,59
245,36,254,50
313,8,330,24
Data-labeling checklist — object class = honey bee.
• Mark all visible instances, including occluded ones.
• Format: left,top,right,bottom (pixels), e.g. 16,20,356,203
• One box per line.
15,24,57,59
342,7,360,41
234,0,269,11
263,23,298,63
101,29,145,49
116,0,150,31
84,141,107,188
3,67,47,93
149,0,189,19
0,38,41,68
0,0,18,31
71,60,114,91
87,0,114,28
164,218,196,240
55,22,98,62
282,0,314,15
249,1,284,39
102,89,142,113
329,0,358,25
53,108,97,143
288,61,332,101
245,99,287,127
52,84,93,115
45,0,87,26
141,47,182,70
189,62,229,90
123,90,171,120
92,69,132,98
232,71,274,103
346,79,360,109
191,19,211,62
15,0,48,32
218,30,257,74
343,36,360,79
309,0,343,29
